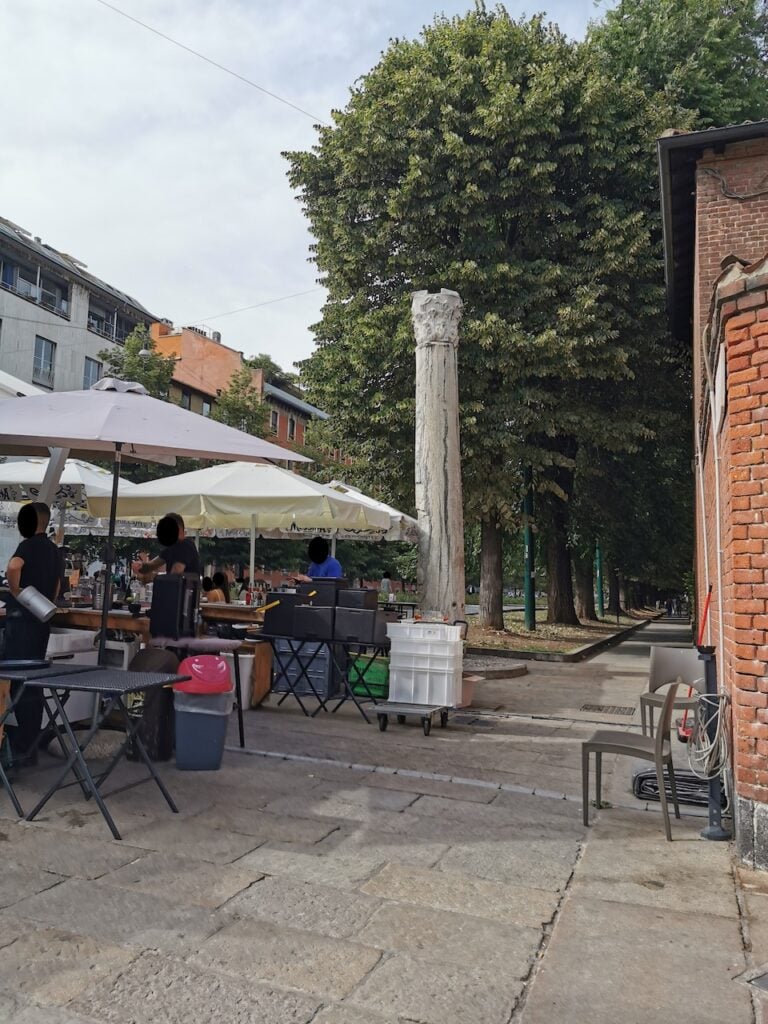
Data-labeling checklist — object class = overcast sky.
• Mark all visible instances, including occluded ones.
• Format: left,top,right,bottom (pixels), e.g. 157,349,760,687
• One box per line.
1,0,608,371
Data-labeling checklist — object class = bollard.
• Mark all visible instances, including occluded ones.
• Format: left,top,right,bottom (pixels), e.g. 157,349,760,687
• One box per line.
697,645,731,841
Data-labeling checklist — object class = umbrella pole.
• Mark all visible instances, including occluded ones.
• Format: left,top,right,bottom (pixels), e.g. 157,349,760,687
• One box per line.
39,447,69,506
97,443,122,666
249,515,256,590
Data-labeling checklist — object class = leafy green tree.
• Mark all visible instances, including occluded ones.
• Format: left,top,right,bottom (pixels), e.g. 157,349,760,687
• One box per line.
287,6,677,624
590,0,768,128
97,325,176,400
210,366,267,437
246,353,299,391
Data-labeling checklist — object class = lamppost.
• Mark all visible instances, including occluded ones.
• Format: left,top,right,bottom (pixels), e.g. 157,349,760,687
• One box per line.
522,465,536,631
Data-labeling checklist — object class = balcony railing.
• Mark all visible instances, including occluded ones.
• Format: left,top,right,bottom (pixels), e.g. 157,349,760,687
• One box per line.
32,363,54,388
0,279,70,319
87,316,133,344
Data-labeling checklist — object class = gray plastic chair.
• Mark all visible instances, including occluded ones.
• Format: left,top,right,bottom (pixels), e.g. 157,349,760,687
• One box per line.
640,646,704,737
582,682,681,841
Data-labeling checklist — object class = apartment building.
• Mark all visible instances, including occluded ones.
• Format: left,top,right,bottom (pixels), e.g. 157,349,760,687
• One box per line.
150,321,328,451
0,217,160,392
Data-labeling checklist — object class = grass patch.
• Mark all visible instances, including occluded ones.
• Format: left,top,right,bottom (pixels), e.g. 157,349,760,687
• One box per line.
466,608,655,654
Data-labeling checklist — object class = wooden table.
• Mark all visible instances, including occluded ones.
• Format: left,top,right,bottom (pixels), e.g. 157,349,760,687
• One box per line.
54,607,151,644
199,603,265,627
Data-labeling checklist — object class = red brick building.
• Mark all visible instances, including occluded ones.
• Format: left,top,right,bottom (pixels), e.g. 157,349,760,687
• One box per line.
659,121,768,865
149,322,327,454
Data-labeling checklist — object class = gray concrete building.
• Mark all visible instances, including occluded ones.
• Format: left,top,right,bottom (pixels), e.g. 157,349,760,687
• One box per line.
0,216,160,392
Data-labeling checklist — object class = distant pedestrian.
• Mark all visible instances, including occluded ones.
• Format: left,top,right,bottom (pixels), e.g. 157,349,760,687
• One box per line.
666,598,673,617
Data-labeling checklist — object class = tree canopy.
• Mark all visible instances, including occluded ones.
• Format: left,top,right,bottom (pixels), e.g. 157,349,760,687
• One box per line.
210,365,267,437
590,0,768,128
97,325,176,400
286,6,680,621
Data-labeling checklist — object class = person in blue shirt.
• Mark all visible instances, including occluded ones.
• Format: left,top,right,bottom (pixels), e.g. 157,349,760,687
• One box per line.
295,536,343,580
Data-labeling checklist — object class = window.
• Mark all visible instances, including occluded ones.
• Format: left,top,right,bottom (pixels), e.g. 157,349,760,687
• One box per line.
33,336,55,388
202,400,211,417
288,416,296,441
270,410,279,434
83,357,102,389
180,390,191,410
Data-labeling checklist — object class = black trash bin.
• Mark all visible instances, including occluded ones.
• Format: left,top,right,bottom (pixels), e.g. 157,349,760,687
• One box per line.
126,649,178,762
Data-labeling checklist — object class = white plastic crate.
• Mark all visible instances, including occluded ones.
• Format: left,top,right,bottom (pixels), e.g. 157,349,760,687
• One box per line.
46,628,98,656
387,621,462,642
387,635,463,658
389,650,463,672
389,663,463,707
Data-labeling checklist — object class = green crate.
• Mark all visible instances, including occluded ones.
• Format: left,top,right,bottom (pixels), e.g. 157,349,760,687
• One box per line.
349,656,389,698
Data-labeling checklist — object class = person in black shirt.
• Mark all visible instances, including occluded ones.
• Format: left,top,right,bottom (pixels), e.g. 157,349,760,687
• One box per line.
4,502,62,758
133,513,202,580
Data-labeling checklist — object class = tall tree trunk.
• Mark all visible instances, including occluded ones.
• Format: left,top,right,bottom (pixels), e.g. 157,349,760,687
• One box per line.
573,553,598,621
545,496,579,625
605,561,623,618
479,517,504,629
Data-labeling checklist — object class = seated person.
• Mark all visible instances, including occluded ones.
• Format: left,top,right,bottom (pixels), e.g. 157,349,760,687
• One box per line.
211,571,230,603
294,536,343,582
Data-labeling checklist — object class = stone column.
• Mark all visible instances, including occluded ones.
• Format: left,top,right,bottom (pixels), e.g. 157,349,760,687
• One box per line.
411,288,465,620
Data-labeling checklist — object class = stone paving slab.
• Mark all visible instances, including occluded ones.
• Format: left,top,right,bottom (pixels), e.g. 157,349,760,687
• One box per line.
102,850,263,909
7,878,221,953
4,1000,102,1024
229,874,382,938
1,822,144,879
316,822,449,864
437,835,582,892
0,922,136,1007
521,896,752,1024
362,863,559,927
361,769,500,803
356,901,541,976
72,951,320,1024
312,1005,396,1024
189,804,340,844
236,842,387,891
346,952,519,1024
0,862,64,909
193,916,382,1001
118,817,263,863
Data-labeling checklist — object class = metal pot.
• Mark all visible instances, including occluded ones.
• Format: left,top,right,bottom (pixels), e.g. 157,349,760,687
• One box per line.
16,585,58,623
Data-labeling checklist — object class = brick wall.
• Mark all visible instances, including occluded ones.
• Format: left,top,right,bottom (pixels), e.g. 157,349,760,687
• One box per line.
700,256,768,864
693,138,768,412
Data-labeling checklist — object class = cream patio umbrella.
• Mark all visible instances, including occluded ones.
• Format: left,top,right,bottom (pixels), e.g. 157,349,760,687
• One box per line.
87,461,391,582
0,379,309,660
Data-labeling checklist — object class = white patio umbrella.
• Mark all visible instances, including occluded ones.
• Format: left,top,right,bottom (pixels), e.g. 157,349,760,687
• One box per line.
326,480,418,543
0,457,135,509
0,379,309,660
87,461,391,582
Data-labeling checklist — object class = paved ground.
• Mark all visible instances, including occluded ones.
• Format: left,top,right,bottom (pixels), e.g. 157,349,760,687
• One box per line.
0,620,764,1023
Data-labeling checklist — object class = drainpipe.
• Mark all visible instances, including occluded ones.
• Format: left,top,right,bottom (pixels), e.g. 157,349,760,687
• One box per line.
700,331,725,684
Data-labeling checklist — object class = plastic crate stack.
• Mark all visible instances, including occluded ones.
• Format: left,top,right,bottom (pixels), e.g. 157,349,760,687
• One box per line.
386,621,463,707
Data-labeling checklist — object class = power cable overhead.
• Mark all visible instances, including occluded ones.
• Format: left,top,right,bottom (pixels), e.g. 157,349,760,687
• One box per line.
193,287,324,323
93,0,330,127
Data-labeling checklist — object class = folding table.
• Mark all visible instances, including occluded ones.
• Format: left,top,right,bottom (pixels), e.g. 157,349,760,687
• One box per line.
263,635,388,723
0,665,187,840
0,662,101,817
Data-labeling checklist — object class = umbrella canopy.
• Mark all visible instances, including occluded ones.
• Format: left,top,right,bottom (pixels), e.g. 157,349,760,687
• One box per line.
87,462,390,533
0,379,309,662
327,480,418,542
0,379,310,464
0,457,136,508
86,462,392,583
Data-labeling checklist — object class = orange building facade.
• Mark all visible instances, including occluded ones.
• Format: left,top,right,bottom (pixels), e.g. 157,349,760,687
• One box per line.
149,322,327,453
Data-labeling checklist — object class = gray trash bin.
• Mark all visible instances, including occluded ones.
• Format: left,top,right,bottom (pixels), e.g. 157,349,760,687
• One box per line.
173,688,233,771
